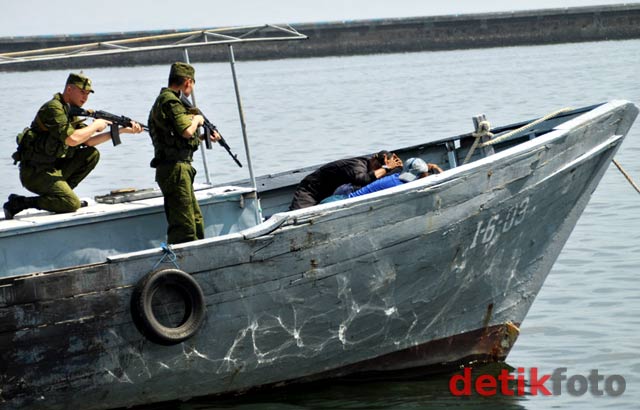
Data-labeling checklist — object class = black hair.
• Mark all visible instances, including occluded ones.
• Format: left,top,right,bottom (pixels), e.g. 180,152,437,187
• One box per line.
372,150,392,164
168,75,189,87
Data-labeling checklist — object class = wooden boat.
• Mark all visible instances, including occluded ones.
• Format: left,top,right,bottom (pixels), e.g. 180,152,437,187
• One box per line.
0,25,638,410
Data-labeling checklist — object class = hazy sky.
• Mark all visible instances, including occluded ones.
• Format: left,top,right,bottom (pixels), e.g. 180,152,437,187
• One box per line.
3,0,637,37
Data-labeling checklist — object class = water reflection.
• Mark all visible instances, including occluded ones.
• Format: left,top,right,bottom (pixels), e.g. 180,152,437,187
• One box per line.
130,363,530,410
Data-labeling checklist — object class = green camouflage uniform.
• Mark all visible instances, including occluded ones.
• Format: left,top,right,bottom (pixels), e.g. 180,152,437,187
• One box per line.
13,92,99,213
148,76,203,244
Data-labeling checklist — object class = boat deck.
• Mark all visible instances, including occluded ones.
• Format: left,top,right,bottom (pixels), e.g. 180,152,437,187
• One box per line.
0,184,252,233
0,185,260,277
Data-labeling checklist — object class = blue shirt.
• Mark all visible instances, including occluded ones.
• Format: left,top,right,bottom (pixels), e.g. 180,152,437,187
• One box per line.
347,174,404,198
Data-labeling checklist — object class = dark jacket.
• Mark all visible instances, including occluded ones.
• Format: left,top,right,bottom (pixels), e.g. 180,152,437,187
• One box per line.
289,156,377,210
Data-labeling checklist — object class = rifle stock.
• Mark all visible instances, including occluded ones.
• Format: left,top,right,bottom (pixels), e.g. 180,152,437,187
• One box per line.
179,94,243,168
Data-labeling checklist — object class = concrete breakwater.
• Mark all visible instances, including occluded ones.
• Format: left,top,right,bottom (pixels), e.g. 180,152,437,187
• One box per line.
1,4,639,71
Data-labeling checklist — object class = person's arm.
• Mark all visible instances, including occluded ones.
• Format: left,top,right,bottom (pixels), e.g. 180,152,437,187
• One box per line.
206,128,222,143
119,122,144,136
163,98,203,139
428,163,444,174
351,159,379,186
181,114,204,139
373,167,390,179
41,101,112,148
348,174,402,198
74,122,144,147
65,119,111,146
373,153,404,179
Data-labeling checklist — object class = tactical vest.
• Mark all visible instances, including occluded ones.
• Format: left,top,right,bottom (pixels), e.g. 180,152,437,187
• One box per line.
13,93,83,165
148,88,200,166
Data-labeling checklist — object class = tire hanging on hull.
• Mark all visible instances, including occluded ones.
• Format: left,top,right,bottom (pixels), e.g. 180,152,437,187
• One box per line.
131,268,206,345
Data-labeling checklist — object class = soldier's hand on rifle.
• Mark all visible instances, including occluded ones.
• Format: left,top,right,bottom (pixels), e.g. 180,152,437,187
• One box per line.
193,115,205,127
92,118,111,133
121,121,144,135
210,129,222,144
183,115,205,139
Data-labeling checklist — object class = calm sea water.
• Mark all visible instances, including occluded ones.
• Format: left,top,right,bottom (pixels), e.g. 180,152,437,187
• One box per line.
1,39,639,409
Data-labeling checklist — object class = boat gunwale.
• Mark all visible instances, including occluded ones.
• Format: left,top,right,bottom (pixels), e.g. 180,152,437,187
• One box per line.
108,100,633,261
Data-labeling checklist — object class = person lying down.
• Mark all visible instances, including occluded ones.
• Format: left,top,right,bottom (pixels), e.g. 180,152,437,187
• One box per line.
320,157,443,204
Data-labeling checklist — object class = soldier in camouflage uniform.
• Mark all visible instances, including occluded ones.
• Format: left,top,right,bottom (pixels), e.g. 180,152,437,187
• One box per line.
148,62,221,244
3,73,143,219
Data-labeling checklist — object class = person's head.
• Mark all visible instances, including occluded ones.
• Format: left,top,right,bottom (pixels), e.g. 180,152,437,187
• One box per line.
168,62,196,96
63,72,94,107
370,150,391,169
399,158,429,182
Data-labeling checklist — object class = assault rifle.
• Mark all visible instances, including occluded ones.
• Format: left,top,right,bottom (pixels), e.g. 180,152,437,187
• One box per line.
69,106,148,146
179,94,243,168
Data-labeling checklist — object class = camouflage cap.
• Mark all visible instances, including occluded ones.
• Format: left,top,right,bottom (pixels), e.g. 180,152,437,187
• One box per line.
66,72,94,93
170,62,195,81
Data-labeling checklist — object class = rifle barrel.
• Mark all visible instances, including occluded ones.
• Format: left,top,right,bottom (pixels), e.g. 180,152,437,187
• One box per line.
179,95,243,168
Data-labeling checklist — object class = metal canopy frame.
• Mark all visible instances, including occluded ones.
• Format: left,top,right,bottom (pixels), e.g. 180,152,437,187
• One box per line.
2,24,307,223
0,24,307,64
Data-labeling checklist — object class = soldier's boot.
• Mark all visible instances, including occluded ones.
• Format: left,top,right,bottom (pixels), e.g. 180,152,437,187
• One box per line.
3,194,38,220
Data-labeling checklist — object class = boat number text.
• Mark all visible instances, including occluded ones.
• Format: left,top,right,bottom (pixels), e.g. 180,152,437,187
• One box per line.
470,197,530,249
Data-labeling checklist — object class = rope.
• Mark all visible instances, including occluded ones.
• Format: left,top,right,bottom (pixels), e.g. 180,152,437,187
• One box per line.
152,242,181,271
612,159,640,194
460,107,640,196
462,120,494,165
480,107,574,148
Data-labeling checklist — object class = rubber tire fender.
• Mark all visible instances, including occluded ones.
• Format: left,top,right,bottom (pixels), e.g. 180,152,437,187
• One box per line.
131,268,206,345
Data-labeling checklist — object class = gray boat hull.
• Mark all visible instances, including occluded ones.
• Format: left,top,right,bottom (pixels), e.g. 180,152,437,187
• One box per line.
0,101,637,409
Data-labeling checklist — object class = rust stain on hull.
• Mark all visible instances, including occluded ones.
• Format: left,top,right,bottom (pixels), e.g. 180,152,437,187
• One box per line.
296,322,521,383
